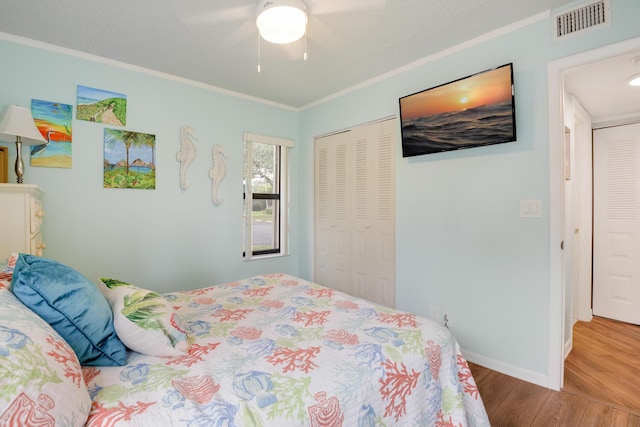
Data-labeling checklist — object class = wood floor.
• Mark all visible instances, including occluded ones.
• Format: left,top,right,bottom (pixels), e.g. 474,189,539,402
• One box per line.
564,316,640,415
469,316,640,426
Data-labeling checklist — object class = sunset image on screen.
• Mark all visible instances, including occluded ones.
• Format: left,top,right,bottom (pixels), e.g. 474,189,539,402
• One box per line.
400,66,513,120
399,64,516,157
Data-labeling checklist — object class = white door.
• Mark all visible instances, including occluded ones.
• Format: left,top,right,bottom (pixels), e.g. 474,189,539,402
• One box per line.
593,123,640,325
350,120,396,307
314,131,350,294
572,99,593,323
563,125,574,358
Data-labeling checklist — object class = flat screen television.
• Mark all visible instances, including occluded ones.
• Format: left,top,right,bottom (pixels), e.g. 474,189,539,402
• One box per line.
399,63,516,158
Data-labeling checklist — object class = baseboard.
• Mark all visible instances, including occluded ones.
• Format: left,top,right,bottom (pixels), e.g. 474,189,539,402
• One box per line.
578,308,593,322
564,338,573,360
462,349,549,389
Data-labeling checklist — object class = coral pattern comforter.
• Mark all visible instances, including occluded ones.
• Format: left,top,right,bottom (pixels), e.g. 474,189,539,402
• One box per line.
83,274,489,426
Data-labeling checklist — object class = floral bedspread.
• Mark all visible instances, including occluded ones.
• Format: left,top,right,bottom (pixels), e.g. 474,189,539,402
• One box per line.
83,274,490,426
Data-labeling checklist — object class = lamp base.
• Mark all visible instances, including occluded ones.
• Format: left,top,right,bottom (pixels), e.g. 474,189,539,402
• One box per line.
14,138,24,184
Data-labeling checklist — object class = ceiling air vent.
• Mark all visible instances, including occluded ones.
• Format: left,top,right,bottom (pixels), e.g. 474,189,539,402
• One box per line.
554,0,610,39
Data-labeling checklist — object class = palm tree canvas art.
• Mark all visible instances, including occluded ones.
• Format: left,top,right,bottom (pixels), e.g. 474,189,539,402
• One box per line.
104,129,156,189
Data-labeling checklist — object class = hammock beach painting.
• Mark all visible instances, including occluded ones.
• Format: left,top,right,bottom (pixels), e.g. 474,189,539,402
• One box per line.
30,99,73,169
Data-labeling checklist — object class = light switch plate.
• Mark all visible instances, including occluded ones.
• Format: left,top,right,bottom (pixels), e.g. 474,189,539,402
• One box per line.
521,200,542,218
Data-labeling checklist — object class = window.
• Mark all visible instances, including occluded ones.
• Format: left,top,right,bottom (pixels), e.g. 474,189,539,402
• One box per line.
243,132,292,259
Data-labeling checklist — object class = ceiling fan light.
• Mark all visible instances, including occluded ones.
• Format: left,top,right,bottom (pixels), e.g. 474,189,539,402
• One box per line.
256,0,308,44
628,73,640,87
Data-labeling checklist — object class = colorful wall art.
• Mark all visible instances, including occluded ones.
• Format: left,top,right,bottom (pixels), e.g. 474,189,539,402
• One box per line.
30,99,73,168
77,85,127,126
104,129,156,189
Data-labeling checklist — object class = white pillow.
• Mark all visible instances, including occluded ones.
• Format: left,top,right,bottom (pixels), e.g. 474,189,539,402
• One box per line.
99,278,189,356
0,286,91,426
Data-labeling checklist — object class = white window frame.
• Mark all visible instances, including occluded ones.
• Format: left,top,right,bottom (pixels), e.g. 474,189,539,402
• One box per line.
243,132,293,260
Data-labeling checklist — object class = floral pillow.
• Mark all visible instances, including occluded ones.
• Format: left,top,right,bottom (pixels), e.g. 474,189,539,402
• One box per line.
0,286,91,427
99,278,189,356
0,252,19,286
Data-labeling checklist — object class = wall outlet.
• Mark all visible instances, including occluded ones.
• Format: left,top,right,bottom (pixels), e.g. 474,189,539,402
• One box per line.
430,307,449,329
429,307,443,324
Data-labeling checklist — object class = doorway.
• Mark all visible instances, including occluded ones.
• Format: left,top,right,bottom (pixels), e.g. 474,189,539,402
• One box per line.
548,36,640,391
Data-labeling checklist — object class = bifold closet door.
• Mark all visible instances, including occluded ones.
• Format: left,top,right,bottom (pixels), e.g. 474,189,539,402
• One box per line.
350,120,396,307
314,130,350,295
314,118,396,307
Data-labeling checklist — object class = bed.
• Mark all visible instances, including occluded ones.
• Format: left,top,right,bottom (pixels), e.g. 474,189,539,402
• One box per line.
0,253,489,426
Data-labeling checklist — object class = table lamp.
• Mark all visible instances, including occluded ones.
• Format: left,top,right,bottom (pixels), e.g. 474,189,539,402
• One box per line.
0,105,46,184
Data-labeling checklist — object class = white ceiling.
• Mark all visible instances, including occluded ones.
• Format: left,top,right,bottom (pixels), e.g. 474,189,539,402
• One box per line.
564,50,640,126
0,0,582,108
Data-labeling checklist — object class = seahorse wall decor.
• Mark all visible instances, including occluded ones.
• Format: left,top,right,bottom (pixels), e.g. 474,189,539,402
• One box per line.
209,144,226,205
176,125,196,190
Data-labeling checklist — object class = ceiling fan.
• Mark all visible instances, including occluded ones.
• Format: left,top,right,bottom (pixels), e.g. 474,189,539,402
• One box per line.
171,0,386,68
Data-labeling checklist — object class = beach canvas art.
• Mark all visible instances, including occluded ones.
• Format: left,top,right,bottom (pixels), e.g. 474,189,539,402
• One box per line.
104,129,156,189
77,85,127,126
30,99,73,169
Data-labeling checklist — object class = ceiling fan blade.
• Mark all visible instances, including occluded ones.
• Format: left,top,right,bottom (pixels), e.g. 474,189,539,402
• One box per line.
170,0,253,25
306,17,342,48
308,0,386,15
220,21,256,50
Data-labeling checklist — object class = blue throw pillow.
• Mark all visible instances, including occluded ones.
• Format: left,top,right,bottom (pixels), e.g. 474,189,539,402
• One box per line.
11,254,126,366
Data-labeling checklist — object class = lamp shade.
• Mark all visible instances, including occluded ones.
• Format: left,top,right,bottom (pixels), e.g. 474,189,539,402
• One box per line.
0,105,46,146
256,0,308,44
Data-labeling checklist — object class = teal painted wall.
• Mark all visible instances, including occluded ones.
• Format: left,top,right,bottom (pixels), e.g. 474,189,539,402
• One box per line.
0,39,300,292
298,0,640,384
